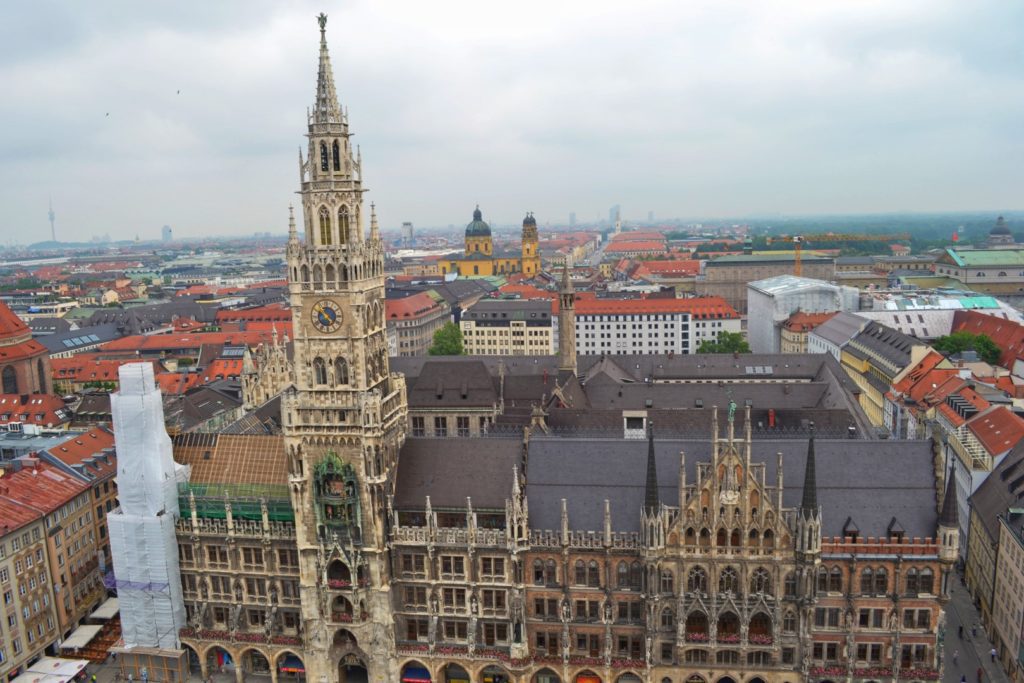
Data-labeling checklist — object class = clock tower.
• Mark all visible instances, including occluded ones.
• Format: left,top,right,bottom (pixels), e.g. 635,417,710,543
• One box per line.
282,14,407,683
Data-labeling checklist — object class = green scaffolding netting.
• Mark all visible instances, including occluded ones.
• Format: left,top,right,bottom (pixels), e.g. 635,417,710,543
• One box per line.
178,482,294,522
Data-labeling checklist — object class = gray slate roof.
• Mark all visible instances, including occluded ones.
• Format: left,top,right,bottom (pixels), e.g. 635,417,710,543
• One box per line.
969,441,1024,544
525,436,938,538
394,437,522,510
810,311,868,348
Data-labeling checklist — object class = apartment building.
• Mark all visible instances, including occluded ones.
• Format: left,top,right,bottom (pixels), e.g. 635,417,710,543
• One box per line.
460,300,553,356
0,499,58,681
387,292,449,357
574,297,739,356
1,460,105,639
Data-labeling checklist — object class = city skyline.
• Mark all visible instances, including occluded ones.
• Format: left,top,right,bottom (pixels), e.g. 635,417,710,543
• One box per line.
1,0,1022,241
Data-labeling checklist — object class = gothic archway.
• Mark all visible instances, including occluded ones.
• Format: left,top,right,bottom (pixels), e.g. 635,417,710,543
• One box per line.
338,654,367,683
401,661,431,683
276,651,305,683
480,665,510,683
444,664,470,683
532,669,560,683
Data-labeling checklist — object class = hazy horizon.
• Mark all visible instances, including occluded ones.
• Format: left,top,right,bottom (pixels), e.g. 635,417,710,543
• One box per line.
2,0,1022,241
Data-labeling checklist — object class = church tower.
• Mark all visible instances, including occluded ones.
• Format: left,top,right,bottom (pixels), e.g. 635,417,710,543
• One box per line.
521,212,541,276
283,14,407,683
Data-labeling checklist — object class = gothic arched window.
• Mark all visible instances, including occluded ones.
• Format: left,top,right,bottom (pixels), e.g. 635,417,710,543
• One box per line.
660,608,675,629
617,562,629,589
313,357,327,385
332,140,341,172
2,366,16,394
574,560,586,586
873,567,888,595
335,357,349,385
587,561,600,588
782,611,796,633
919,568,934,595
750,567,771,595
816,566,829,593
37,359,46,392
319,206,332,245
860,568,874,594
630,561,643,590
320,142,329,172
687,566,707,593
783,573,796,597
718,566,738,594
660,570,674,594
829,566,843,592
338,206,350,243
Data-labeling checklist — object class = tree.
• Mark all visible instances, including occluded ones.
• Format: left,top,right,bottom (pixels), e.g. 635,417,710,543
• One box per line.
428,322,465,356
697,330,751,354
933,331,1001,365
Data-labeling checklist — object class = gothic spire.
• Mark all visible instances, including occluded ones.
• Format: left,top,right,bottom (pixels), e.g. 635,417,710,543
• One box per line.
560,262,574,292
939,466,958,528
800,423,818,515
370,203,380,242
287,204,297,242
644,421,659,515
312,13,343,125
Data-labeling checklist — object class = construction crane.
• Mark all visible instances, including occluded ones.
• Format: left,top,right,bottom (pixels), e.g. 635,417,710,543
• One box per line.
765,232,911,276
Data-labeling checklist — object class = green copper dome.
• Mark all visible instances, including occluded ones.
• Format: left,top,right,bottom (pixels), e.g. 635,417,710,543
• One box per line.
466,206,491,237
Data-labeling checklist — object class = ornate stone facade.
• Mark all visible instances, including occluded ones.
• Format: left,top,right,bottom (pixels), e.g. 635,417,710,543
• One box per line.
177,18,956,683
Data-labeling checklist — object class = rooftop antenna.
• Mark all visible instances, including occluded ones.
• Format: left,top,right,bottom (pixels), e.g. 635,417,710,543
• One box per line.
48,198,56,242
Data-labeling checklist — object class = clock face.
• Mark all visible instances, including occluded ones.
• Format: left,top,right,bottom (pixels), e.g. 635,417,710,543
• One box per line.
311,299,343,333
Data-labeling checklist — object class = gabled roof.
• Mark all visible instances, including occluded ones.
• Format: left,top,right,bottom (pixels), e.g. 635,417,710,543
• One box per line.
809,311,868,348
172,433,287,485
951,310,1024,369
39,427,116,483
969,441,1024,543
967,406,1024,457
0,460,89,513
0,394,71,427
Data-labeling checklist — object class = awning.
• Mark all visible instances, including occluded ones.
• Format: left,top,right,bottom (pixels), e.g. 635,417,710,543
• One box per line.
402,668,431,683
59,625,103,650
22,658,89,683
89,597,119,621
279,656,305,674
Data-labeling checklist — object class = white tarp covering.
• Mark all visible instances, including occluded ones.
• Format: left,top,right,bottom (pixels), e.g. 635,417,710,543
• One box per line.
9,674,65,683
112,364,179,518
59,624,102,650
89,596,119,620
109,364,186,650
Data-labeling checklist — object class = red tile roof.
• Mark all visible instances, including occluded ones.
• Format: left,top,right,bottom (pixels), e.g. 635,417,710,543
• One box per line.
0,300,31,340
386,292,444,320
782,310,838,333
609,231,666,243
0,394,70,428
968,406,1024,456
0,497,43,535
204,359,243,381
215,304,291,323
44,427,116,481
52,357,159,384
0,459,90,513
155,372,202,395
604,241,667,254
99,331,273,353
951,310,1024,369
633,260,702,278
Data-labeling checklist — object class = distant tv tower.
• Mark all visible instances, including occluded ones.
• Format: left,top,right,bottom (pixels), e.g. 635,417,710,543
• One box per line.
48,198,56,242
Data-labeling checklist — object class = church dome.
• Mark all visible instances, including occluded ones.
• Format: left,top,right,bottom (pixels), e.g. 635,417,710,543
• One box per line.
466,206,491,237
523,213,536,227
991,216,1011,236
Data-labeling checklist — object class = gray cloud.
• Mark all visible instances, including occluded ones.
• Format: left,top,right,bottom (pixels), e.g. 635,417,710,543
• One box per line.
1,0,1022,241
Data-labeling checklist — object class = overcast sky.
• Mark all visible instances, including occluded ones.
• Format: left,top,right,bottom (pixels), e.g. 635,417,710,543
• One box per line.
1,0,1022,241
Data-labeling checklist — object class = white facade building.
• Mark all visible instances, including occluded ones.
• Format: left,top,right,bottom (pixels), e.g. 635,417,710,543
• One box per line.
575,297,740,356
747,275,860,353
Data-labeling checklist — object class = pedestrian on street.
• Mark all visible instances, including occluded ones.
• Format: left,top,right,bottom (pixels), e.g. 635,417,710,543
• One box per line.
977,666,983,683
959,625,964,638
954,649,959,665
961,676,967,683
991,647,997,662
973,624,978,637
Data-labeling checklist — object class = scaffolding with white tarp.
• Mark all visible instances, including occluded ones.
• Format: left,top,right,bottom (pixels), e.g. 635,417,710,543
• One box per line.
107,363,187,651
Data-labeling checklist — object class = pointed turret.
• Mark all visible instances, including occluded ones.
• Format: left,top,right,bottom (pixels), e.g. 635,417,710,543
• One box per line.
287,204,298,243
370,203,380,243
644,421,659,515
939,467,958,528
557,264,577,374
800,424,818,515
312,13,343,124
